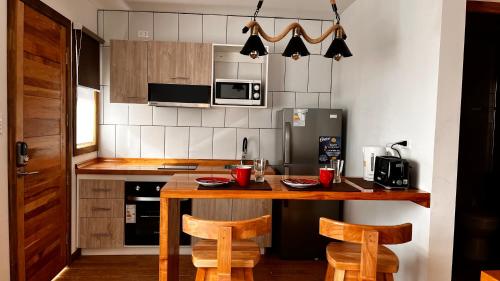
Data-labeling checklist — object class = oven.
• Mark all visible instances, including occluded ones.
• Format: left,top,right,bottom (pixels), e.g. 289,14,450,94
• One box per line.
125,181,191,246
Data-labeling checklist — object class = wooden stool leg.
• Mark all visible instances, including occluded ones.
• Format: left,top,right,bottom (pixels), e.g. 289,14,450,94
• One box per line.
384,273,394,281
244,268,254,281
333,269,345,281
195,268,207,281
325,264,335,281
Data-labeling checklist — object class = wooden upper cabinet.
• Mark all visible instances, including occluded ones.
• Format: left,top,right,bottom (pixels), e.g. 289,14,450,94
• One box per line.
148,41,212,86
110,40,148,104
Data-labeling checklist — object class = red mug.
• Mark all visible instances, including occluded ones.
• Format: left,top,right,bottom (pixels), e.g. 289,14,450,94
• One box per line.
319,168,335,187
231,165,252,187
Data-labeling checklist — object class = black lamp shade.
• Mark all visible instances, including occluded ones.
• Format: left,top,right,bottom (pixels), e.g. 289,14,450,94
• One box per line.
324,38,352,61
240,34,268,58
282,35,310,59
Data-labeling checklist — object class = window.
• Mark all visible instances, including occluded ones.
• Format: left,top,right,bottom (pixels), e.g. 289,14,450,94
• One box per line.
75,86,98,155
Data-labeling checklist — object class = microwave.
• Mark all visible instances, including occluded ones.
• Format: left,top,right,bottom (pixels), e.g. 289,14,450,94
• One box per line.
214,79,262,106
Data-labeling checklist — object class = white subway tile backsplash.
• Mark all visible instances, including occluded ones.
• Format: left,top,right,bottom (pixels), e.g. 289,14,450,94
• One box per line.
178,108,202,127
225,108,249,128
129,12,154,41
296,92,319,108
321,20,335,55
299,19,322,55
103,11,129,46
319,93,331,109
268,54,285,91
203,15,227,44
213,128,237,159
237,129,260,160
99,125,115,157
285,57,309,92
202,108,225,127
179,14,202,43
153,107,177,126
141,126,165,158
154,13,178,41
274,18,298,53
272,92,295,128
256,17,275,53
102,86,128,125
99,10,333,163
259,129,283,165
189,127,213,159
227,16,251,45
129,104,153,125
100,47,110,86
115,125,141,158
214,62,238,79
164,127,189,158
249,109,272,128
238,63,262,81
308,55,332,92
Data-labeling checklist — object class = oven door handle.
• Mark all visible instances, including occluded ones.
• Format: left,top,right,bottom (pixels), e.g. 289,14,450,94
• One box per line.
127,196,160,202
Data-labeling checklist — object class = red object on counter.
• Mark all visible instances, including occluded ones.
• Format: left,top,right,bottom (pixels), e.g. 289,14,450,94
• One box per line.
319,168,335,187
231,165,252,187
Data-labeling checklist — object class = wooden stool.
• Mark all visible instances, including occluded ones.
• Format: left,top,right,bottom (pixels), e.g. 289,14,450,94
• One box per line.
182,214,271,281
319,217,412,281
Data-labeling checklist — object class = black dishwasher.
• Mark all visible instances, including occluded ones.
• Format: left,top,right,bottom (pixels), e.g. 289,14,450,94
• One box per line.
125,182,191,246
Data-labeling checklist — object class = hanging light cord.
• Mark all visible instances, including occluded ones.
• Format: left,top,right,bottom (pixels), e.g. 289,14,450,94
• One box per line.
254,0,263,20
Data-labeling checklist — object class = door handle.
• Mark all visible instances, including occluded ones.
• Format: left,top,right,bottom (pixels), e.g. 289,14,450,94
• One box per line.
17,171,39,177
284,122,291,164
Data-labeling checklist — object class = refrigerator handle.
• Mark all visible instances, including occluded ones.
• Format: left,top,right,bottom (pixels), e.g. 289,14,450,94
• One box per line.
284,122,291,164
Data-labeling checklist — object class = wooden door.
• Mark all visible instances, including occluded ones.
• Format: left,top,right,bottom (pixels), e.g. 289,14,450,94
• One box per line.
110,40,148,103
7,1,71,280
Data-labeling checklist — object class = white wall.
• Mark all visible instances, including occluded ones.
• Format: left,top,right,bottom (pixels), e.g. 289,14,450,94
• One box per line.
0,0,11,280
331,0,466,280
98,11,336,165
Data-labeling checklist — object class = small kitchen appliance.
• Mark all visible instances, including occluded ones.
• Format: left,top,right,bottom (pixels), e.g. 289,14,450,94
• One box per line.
362,146,387,181
374,156,410,189
214,79,262,106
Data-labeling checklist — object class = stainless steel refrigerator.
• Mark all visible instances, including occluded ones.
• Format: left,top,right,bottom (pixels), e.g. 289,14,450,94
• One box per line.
273,108,343,259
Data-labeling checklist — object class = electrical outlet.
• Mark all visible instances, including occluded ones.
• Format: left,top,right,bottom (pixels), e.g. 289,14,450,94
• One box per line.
137,30,149,38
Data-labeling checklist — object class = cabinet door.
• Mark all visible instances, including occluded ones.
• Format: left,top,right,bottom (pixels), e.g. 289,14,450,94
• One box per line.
191,199,232,245
232,199,272,247
189,43,212,86
79,179,124,199
80,218,124,248
148,41,178,84
110,40,148,103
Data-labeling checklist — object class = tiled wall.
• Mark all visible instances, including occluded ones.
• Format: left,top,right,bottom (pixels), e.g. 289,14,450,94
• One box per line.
97,11,335,164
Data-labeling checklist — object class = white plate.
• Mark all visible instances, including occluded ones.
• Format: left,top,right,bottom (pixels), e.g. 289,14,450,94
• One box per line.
281,179,319,188
195,177,230,187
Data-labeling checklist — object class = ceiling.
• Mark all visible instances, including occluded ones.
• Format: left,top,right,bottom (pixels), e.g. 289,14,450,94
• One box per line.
93,0,357,20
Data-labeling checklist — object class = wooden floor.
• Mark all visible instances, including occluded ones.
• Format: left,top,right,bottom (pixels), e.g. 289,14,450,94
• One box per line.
54,255,327,281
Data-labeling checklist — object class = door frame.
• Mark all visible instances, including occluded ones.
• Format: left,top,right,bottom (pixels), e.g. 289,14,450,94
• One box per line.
7,0,72,280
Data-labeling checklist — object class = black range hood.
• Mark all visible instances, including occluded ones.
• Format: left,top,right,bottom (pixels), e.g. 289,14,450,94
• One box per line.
148,83,211,108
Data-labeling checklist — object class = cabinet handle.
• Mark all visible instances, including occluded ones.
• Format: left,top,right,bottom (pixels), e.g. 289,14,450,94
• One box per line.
92,188,111,192
170,76,190,79
91,233,112,238
92,207,112,212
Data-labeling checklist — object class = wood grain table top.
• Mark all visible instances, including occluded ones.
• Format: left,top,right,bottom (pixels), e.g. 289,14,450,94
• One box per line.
482,271,500,281
161,174,431,208
75,158,276,176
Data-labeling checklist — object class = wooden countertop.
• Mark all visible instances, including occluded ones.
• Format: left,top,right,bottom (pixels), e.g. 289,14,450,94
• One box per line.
161,174,431,208
75,158,276,176
482,271,500,281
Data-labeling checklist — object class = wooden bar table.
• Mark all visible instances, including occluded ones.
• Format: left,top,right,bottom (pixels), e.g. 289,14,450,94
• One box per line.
482,271,500,281
159,174,431,281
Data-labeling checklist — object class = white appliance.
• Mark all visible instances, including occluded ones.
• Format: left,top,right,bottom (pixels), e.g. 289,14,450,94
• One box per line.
362,146,387,181
214,79,262,106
